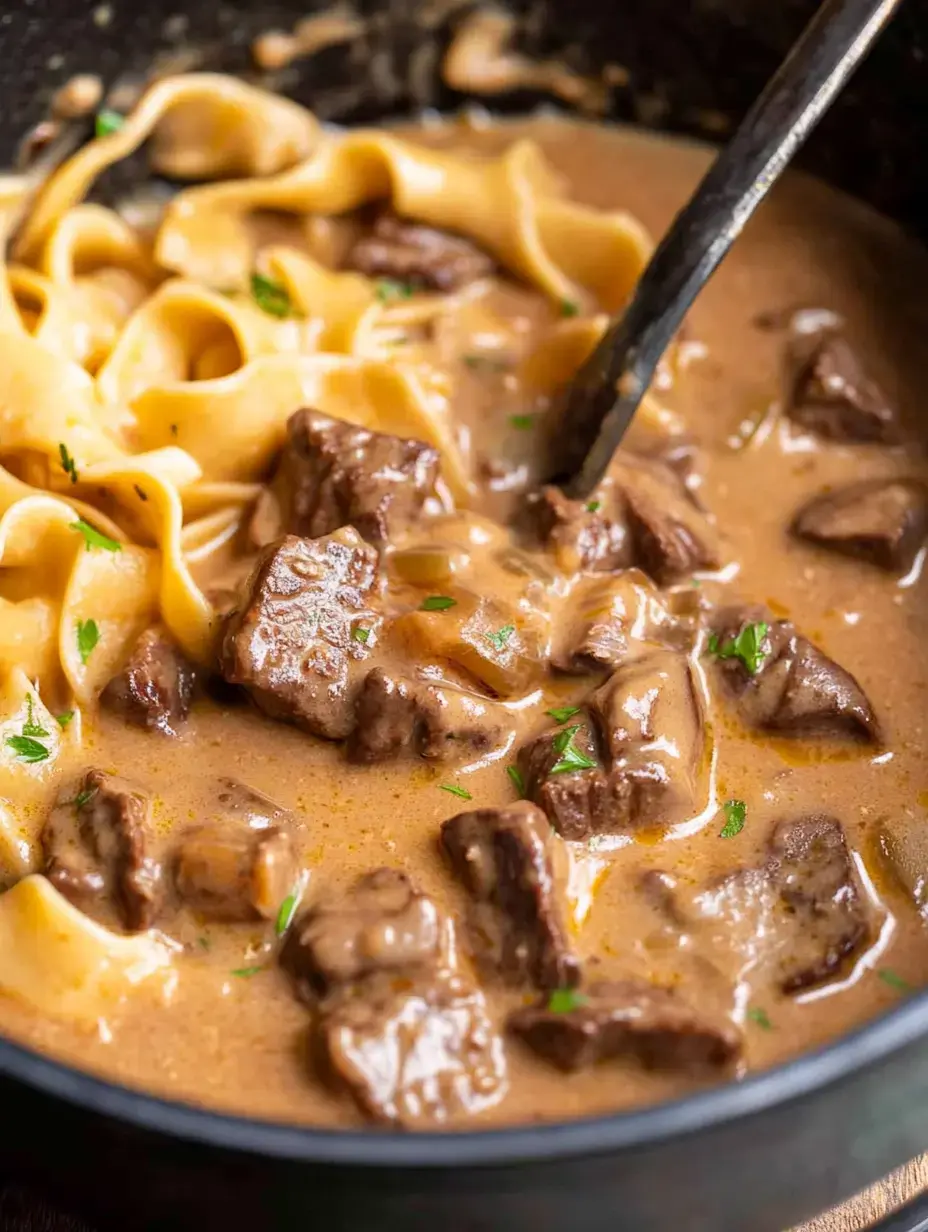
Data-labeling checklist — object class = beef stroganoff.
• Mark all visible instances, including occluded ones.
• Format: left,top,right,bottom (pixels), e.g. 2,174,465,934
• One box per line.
1,73,928,1129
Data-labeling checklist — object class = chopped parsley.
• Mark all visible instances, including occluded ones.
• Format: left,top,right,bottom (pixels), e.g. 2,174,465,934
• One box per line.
509,414,535,430
546,705,580,724
507,765,525,797
133,484,148,502
421,595,456,611
56,710,75,729
879,968,912,994
70,519,121,553
231,966,264,978
560,299,580,318
250,272,295,319
439,783,472,801
74,785,97,809
76,618,100,665
198,935,211,951
59,443,78,484
484,624,515,652
707,621,769,675
5,735,50,763
352,627,371,644
275,893,299,936
95,108,124,138
747,1006,772,1030
550,724,597,775
21,695,49,738
547,988,588,1013
719,799,747,839
463,353,510,373
585,500,601,513
375,278,414,304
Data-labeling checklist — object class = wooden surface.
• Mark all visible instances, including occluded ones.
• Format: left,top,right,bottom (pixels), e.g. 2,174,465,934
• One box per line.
795,1158,928,1230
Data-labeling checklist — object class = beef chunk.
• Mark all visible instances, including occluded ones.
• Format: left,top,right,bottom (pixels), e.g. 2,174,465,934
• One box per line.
282,869,448,998
320,970,507,1126
523,484,631,574
344,213,494,292
174,824,295,922
348,668,505,763
440,802,579,990
509,980,740,1073
101,626,195,737
785,329,898,443
253,409,439,549
709,605,879,742
792,478,928,573
219,529,381,739
43,769,163,931
552,569,686,674
519,649,703,840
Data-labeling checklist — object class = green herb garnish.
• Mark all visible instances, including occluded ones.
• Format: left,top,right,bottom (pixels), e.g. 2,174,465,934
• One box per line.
421,595,456,611
507,765,525,797
352,627,371,644
70,519,121,553
509,414,535,430
76,618,100,665
134,484,148,502
439,783,473,801
546,705,580,723
95,109,125,138
707,621,769,675
463,353,510,373
484,624,515,652
375,278,414,304
585,500,601,513
21,695,49,738
560,299,580,318
59,443,78,484
275,893,298,936
879,968,912,994
719,799,747,839
250,272,295,319
198,935,211,951
550,724,597,775
547,988,588,1013
747,1006,772,1030
74,785,97,809
231,966,264,978
5,735,50,763
56,710,74,729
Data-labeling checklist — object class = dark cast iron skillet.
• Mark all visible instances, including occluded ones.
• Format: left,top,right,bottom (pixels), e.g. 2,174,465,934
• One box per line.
1,1,928,1228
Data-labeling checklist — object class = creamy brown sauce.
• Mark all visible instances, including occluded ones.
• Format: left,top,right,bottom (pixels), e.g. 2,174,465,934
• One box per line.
4,116,928,1130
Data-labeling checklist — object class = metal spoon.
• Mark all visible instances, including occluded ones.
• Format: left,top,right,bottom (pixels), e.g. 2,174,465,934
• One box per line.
550,0,904,499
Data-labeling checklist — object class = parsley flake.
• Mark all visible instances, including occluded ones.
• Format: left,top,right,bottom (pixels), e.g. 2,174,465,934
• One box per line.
585,500,601,513
719,799,747,839
76,618,100,665
747,1006,772,1030
250,272,295,319
56,710,74,729
484,624,515,652
707,621,769,675
231,966,264,978
375,278,414,304
95,109,124,138
509,414,535,430
133,484,148,502
463,353,510,373
560,299,580,318
5,735,50,763
198,935,211,951
550,724,597,775
879,968,912,994
547,988,588,1013
70,519,121,553
507,765,525,797
352,626,371,644
546,705,580,724
21,695,49,738
439,783,473,801
421,595,456,611
275,893,299,936
74,785,97,809
59,443,78,484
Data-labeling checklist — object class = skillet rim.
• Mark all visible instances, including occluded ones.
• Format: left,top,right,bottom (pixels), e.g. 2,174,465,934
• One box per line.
1,984,926,1166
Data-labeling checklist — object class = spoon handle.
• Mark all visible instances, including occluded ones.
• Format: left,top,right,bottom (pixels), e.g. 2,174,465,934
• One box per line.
553,0,904,498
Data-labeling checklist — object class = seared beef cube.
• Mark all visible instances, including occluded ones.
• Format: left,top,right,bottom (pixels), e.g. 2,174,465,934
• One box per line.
348,668,505,763
282,869,447,997
344,213,494,292
440,802,579,990
213,777,296,831
219,529,381,740
768,814,870,992
708,605,879,742
101,626,195,738
523,484,630,574
43,769,163,931
610,455,720,583
255,409,439,549
785,330,897,443
509,980,740,1073
174,824,295,922
552,570,685,674
792,478,928,572
320,970,507,1126
519,650,703,840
